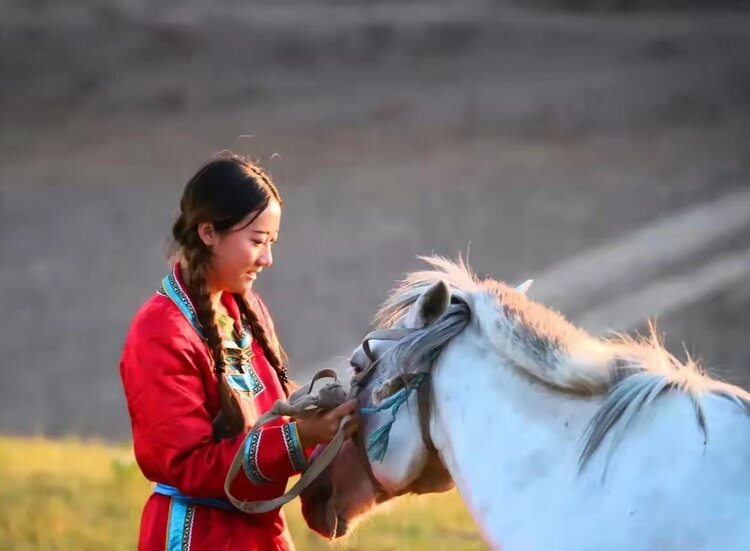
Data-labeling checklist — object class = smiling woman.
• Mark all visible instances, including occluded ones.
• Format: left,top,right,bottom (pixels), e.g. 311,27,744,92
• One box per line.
119,152,358,551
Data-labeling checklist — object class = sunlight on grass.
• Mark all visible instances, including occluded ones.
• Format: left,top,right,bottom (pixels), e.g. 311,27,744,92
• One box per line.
0,436,484,550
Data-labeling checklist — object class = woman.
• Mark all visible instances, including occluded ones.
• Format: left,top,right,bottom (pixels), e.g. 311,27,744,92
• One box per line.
120,153,358,550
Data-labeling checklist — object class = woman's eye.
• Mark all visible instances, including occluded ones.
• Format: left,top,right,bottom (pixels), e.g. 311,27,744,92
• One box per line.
252,238,277,247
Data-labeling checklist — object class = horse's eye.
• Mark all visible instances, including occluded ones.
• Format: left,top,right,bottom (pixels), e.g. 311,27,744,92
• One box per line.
349,360,363,374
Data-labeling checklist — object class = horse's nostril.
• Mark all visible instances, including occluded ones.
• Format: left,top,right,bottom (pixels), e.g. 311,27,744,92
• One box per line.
326,501,337,536
333,516,350,538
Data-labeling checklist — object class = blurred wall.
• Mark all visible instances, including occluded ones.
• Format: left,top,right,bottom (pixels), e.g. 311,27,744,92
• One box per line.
1,0,749,438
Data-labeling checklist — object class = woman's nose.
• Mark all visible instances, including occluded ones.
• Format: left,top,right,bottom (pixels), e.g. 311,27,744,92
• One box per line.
258,245,273,267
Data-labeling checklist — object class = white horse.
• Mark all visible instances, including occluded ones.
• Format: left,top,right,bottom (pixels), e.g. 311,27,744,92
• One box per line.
301,256,750,550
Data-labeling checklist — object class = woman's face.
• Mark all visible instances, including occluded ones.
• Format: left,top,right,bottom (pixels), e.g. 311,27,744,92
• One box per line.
205,200,281,294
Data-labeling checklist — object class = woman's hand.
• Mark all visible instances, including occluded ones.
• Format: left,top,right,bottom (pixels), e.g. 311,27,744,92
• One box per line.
295,399,360,449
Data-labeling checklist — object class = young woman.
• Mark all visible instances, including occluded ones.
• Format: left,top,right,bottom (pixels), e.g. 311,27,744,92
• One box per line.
120,153,359,550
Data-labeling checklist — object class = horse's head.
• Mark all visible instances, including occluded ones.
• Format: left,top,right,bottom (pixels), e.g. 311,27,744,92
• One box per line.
301,280,457,539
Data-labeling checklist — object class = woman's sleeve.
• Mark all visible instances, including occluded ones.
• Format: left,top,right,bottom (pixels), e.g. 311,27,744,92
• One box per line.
120,312,306,500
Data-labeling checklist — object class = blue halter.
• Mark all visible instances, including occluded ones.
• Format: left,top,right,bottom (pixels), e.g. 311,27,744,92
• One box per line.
360,372,430,462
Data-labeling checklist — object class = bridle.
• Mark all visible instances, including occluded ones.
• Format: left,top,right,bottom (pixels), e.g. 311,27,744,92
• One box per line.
351,327,447,500
223,325,451,521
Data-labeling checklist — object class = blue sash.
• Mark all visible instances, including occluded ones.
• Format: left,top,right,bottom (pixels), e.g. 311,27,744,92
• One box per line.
153,483,237,512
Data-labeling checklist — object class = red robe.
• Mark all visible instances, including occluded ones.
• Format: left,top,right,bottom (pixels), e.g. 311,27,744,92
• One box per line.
120,265,308,550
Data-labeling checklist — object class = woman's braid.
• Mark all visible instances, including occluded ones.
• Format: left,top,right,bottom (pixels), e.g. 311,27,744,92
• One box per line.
235,294,290,397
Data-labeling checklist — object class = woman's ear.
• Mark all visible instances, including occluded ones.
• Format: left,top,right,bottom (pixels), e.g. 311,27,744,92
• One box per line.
197,221,217,247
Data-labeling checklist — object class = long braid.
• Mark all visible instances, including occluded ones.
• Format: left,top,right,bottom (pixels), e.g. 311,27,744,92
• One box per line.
171,213,225,374
177,226,245,438
181,239,225,374
235,295,291,397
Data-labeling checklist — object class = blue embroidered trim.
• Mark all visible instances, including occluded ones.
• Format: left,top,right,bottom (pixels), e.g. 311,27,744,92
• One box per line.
225,371,264,398
162,270,203,337
224,339,256,366
161,269,253,350
239,329,251,348
233,325,252,349
165,496,195,551
243,430,271,485
223,351,254,365
221,321,252,351
282,423,307,472
159,268,265,396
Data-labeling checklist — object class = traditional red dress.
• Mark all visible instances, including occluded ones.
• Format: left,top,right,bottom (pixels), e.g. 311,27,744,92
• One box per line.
120,265,308,550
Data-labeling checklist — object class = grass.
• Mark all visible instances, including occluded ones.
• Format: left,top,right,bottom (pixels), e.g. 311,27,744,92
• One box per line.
0,435,484,550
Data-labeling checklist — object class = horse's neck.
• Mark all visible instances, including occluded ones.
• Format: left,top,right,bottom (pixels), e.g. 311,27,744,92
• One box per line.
429,339,601,549
428,336,750,550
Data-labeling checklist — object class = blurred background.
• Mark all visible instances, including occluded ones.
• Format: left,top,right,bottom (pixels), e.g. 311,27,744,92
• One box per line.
1,0,750,546
3,0,750,438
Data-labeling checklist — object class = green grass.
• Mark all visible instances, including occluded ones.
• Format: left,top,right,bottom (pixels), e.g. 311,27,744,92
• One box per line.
0,436,484,550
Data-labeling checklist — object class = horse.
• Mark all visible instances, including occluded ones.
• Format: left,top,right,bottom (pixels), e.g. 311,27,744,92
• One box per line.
300,256,750,550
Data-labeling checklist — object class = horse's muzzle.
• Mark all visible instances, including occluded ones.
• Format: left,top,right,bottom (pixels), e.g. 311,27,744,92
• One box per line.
299,464,349,539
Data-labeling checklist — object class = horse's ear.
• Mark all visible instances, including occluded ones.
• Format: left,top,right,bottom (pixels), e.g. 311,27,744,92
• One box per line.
407,280,451,328
515,279,533,294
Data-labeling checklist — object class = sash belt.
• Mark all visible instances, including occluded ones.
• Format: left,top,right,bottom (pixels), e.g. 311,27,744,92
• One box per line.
153,483,237,512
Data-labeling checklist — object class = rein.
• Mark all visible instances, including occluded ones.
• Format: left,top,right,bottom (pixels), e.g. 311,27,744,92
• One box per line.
223,326,437,516
224,368,350,513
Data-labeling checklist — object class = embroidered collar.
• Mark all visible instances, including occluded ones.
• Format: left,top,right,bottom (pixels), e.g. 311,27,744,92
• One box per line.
160,264,251,349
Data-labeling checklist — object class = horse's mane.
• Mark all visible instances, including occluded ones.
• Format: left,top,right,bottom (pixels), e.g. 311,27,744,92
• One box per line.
377,256,750,468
